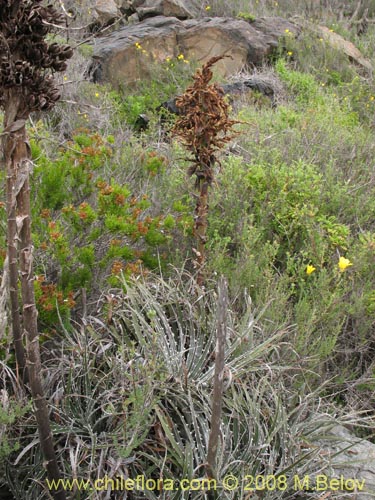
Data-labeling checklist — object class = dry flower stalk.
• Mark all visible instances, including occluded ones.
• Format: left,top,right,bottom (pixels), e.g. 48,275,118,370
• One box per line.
172,55,239,285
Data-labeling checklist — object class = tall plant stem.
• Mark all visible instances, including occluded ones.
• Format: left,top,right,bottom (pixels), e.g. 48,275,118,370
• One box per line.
195,176,210,286
4,115,66,500
206,276,227,478
3,101,26,380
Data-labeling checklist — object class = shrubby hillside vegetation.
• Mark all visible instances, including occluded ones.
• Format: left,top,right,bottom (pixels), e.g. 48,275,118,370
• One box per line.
1,1,375,499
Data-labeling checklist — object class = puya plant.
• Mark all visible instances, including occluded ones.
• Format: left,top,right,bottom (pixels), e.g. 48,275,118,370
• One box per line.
172,55,239,285
0,2,73,499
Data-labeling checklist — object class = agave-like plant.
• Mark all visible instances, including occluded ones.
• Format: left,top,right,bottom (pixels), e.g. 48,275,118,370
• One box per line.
4,273,367,499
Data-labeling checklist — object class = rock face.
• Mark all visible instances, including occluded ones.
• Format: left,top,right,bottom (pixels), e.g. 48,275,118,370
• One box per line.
319,425,375,499
118,0,200,20
89,7,372,89
94,0,120,24
295,19,373,72
137,0,200,20
91,16,299,88
316,25,372,71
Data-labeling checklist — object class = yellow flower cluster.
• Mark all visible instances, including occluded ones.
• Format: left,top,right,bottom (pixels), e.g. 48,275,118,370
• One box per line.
165,53,189,65
284,28,294,39
306,256,353,276
135,42,147,54
177,53,189,63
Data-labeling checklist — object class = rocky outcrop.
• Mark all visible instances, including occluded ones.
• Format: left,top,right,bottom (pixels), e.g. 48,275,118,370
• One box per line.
89,5,372,90
295,19,373,72
316,25,373,71
90,15,299,88
93,0,200,25
132,0,200,21
118,0,200,19
94,0,120,24
318,424,375,499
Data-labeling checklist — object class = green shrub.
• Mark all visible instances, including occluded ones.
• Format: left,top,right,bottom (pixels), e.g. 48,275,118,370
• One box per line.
109,54,198,126
8,130,182,332
275,58,323,104
237,11,256,22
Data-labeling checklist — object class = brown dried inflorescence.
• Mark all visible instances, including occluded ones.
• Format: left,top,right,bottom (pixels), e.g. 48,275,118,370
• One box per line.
172,55,239,186
0,0,73,113
172,56,239,284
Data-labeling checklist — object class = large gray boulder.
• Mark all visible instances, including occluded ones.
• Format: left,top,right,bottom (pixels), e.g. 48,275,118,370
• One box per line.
136,0,200,20
90,15,299,87
94,0,120,24
117,0,200,19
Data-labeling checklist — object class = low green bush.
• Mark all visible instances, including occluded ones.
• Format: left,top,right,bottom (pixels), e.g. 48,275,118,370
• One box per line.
0,130,185,333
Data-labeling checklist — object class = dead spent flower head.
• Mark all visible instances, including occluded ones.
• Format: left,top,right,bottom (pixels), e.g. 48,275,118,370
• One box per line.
172,55,240,186
172,56,241,285
0,0,73,114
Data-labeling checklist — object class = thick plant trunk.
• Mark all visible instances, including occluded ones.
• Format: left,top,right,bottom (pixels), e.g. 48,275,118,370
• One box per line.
0,256,9,337
3,104,26,380
3,109,66,500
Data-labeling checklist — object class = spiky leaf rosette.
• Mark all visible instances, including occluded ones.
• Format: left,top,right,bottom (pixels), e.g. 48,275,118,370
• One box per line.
0,0,73,113
172,55,239,185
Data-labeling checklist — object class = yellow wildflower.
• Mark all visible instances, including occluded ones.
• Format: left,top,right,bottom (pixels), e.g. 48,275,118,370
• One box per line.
306,264,316,275
177,54,184,60
284,29,289,33
63,75,68,81
287,51,293,56
338,256,353,272
95,92,99,97
205,5,211,10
